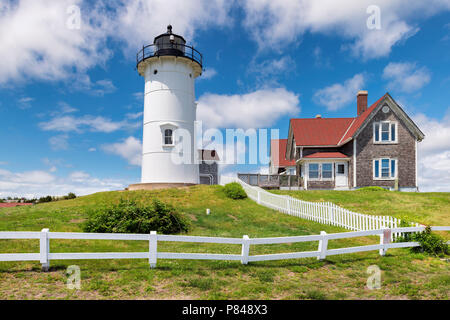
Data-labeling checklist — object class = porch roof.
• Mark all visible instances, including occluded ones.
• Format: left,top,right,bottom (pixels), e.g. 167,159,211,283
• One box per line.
302,152,349,160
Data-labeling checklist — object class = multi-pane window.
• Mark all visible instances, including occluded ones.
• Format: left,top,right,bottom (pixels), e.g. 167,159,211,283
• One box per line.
308,163,333,180
374,121,397,143
308,164,319,179
164,129,173,145
322,163,333,179
373,158,397,179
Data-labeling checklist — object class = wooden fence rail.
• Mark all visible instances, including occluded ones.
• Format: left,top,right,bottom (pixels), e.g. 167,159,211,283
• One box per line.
0,226,448,270
220,176,423,240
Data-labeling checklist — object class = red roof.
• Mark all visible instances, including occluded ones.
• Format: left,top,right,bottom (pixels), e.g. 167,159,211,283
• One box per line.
271,139,296,167
303,152,348,159
340,95,385,144
291,95,386,147
0,203,33,208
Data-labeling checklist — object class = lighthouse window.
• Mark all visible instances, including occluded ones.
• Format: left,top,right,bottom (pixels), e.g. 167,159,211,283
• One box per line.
153,70,158,75
164,129,173,145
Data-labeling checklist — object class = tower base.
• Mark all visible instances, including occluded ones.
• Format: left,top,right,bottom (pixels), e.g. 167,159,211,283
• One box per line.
127,183,197,191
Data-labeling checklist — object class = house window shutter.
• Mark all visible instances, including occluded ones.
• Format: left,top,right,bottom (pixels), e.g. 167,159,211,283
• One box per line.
374,123,380,142
391,123,396,142
391,159,396,178
374,160,379,178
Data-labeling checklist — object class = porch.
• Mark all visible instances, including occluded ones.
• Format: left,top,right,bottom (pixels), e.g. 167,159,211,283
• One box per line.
237,174,303,190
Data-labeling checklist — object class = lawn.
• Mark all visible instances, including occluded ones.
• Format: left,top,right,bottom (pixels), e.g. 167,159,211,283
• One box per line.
0,185,448,300
272,189,450,226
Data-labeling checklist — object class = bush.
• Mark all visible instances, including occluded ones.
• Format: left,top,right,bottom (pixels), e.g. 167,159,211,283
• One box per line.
82,199,189,234
65,192,77,200
223,182,247,200
357,186,388,192
38,195,53,203
397,226,449,256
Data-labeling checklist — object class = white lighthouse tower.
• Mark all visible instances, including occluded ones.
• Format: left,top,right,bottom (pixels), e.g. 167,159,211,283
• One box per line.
129,25,203,190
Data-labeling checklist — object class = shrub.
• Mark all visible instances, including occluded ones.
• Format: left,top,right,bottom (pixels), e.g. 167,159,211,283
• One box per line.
65,192,77,200
223,182,247,200
397,226,449,256
82,199,189,234
357,186,387,192
38,195,53,203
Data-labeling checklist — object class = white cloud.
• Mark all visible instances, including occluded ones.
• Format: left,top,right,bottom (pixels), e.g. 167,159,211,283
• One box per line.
88,147,96,152
114,0,233,52
247,56,296,85
49,134,69,151
200,68,218,80
383,62,431,93
241,0,450,59
72,75,117,96
197,88,300,128
102,136,142,166
0,168,126,198
313,73,365,111
414,110,450,192
39,115,140,133
126,112,143,120
17,97,34,109
0,0,110,84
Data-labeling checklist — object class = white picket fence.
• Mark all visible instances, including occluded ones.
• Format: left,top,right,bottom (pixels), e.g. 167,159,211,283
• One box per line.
0,227,448,270
220,176,422,241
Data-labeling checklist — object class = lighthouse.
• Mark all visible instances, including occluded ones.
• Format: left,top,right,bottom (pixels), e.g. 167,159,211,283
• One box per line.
129,25,203,190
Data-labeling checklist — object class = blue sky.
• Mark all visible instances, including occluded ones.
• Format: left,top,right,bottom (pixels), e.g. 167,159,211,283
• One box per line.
1,0,450,197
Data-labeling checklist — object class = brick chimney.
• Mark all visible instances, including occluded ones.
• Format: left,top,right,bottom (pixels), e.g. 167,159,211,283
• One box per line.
357,90,368,116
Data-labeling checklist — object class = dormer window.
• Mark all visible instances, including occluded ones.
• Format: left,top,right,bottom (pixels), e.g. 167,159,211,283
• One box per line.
374,121,397,143
164,129,173,145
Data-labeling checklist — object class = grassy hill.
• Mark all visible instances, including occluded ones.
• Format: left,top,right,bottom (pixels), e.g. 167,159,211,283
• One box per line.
272,189,450,226
0,185,448,300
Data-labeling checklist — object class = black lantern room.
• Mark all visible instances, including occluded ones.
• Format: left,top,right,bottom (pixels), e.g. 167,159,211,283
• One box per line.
136,25,203,71
154,25,186,56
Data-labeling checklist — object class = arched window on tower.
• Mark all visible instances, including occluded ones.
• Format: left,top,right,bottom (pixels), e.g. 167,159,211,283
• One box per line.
164,129,173,145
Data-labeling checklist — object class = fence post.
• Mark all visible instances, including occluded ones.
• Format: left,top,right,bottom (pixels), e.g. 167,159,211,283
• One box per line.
241,235,250,265
317,231,328,260
149,231,157,268
379,228,391,256
40,228,50,272
286,197,291,215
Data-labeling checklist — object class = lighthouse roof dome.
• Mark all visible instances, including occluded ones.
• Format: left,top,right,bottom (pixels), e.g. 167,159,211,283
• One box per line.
154,25,186,44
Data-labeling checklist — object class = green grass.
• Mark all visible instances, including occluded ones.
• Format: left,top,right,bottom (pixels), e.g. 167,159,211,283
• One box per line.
0,185,448,300
272,189,450,226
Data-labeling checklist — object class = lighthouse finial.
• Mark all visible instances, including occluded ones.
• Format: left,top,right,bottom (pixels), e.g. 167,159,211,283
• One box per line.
167,25,172,34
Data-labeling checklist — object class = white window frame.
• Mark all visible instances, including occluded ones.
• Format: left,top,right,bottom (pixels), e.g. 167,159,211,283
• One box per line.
373,121,398,144
160,123,178,147
373,158,397,180
307,162,334,181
